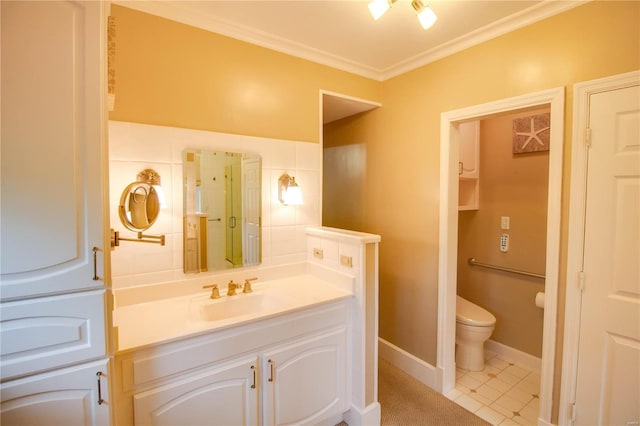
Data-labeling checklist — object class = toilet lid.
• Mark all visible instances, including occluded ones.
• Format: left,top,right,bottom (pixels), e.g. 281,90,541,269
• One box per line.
456,296,496,327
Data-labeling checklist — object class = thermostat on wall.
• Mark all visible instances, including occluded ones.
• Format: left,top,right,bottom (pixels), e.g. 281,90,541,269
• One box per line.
500,233,509,252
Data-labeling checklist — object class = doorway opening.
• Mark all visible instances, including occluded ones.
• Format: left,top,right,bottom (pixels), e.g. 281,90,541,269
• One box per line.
437,88,565,425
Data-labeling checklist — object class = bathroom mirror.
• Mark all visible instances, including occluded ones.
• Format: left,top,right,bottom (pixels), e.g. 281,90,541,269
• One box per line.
183,149,261,273
119,177,161,231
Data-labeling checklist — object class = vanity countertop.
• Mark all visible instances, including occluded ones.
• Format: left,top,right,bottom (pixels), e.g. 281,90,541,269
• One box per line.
112,274,352,352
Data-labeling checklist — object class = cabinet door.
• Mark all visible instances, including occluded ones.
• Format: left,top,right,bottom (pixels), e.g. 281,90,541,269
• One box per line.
263,329,347,426
0,0,107,300
0,290,107,381
0,359,110,426
134,356,259,426
459,121,480,178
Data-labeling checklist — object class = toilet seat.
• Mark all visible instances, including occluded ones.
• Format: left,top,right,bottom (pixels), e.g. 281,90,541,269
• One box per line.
456,295,496,327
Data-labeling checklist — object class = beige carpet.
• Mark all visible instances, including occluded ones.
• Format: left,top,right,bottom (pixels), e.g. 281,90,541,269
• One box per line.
378,359,489,425
338,360,489,426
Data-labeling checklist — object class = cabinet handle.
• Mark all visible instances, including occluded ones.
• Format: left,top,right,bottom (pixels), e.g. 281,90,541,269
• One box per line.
268,359,274,382
92,247,100,281
251,365,256,389
96,371,104,405
458,162,463,175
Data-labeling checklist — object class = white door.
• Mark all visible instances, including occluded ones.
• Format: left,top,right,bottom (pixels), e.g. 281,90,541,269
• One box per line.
242,157,261,266
574,83,640,425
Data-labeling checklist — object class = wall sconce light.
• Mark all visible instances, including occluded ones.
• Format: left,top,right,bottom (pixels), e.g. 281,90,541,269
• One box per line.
278,173,303,205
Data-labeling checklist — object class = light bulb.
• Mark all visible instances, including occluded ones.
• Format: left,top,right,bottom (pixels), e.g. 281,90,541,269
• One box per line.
368,0,390,20
417,5,437,29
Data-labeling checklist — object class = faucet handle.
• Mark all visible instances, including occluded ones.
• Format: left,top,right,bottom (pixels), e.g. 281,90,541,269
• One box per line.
203,284,221,299
243,277,258,293
227,280,239,296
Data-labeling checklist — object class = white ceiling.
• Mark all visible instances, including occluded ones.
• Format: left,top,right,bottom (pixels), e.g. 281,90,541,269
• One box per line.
115,0,583,81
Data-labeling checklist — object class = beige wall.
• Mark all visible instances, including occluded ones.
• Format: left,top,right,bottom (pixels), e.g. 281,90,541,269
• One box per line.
111,1,640,420
108,5,380,143
457,108,550,358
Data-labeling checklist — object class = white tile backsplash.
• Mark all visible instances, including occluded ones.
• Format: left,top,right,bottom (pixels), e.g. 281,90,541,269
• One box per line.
109,121,321,289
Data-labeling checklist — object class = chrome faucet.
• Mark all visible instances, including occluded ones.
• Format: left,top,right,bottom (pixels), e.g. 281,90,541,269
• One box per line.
227,280,240,296
202,284,220,299
243,277,258,293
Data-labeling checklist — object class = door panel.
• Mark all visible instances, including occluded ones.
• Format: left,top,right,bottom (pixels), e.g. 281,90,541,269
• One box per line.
0,290,106,381
263,329,346,426
0,359,110,426
575,84,640,425
133,357,259,426
0,0,105,300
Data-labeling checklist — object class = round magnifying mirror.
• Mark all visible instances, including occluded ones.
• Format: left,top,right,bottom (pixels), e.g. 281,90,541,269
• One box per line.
118,182,161,231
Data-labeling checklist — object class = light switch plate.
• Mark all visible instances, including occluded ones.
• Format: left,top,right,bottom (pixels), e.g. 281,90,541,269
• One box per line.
501,216,510,230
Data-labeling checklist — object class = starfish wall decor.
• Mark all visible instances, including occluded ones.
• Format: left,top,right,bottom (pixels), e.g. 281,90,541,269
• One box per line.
512,113,550,154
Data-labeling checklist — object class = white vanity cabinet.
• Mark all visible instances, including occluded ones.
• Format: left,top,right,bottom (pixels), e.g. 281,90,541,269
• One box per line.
115,300,349,426
0,2,110,425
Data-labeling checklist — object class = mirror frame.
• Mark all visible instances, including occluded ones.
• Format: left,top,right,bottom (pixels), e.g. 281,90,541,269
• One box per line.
118,182,161,231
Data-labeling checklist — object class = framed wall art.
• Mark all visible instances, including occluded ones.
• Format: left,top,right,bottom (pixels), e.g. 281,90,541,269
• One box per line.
512,113,550,154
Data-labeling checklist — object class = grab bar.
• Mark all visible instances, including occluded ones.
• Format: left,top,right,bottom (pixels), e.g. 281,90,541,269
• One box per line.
468,257,545,279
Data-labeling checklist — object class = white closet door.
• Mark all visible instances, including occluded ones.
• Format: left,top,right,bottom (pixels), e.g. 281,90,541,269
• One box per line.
575,83,640,425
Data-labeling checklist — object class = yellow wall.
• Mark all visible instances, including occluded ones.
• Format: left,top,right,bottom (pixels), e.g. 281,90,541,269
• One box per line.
355,0,639,363
108,4,380,143
458,108,550,358
111,1,639,420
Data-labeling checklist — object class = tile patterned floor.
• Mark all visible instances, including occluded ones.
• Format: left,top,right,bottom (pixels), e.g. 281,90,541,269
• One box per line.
445,351,541,425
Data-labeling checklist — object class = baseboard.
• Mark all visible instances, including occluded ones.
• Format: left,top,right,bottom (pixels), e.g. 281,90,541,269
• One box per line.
343,402,381,426
485,339,542,371
378,337,441,391
537,416,555,426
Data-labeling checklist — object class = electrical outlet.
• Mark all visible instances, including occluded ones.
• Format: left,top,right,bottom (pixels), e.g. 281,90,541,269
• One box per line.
313,248,323,259
340,255,353,268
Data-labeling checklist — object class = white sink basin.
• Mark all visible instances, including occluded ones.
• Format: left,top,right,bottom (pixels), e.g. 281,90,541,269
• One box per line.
196,292,289,322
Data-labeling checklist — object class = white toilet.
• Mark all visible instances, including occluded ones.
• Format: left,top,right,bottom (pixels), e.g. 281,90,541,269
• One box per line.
456,295,496,371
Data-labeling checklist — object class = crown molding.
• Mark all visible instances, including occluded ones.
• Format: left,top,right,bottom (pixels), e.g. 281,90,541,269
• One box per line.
113,0,588,82
380,0,589,80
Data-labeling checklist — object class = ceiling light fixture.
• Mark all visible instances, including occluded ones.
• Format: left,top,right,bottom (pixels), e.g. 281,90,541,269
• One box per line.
411,0,438,30
367,0,397,20
368,0,437,29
